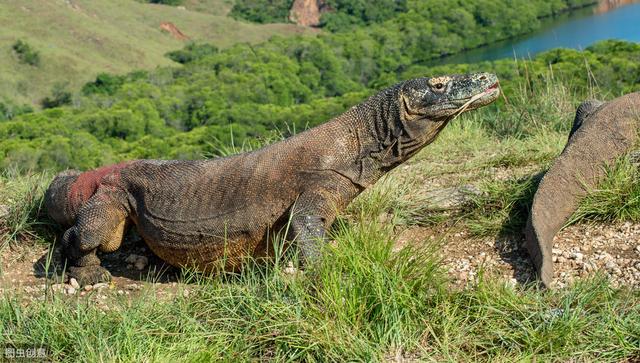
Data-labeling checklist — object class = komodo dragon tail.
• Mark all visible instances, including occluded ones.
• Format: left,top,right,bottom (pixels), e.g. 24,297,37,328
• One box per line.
44,170,82,227
525,93,640,287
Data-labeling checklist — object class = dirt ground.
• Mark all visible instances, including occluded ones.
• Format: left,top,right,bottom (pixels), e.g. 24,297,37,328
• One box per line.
397,221,640,289
2,219,638,305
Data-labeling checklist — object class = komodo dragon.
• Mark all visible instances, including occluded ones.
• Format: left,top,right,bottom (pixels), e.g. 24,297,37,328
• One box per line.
525,92,640,287
45,73,500,286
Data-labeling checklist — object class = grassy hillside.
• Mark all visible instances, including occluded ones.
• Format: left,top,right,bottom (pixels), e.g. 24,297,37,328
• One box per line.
0,0,308,106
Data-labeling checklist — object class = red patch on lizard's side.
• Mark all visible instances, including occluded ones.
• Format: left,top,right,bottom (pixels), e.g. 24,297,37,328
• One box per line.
68,161,133,207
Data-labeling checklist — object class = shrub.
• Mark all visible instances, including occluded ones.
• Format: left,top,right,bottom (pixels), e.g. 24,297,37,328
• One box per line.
41,83,72,109
11,40,40,66
166,43,218,64
230,0,294,23
147,0,183,5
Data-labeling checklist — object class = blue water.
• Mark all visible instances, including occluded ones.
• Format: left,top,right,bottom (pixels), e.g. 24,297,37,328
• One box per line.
435,2,640,65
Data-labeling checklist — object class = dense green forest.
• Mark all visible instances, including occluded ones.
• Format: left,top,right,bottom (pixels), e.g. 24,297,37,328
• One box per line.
0,0,638,172
2,39,638,172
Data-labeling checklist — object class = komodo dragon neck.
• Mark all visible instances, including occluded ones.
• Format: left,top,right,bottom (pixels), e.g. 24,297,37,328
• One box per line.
287,81,474,189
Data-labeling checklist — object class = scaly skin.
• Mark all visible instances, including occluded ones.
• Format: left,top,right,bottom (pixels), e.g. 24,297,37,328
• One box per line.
525,92,640,287
45,73,500,286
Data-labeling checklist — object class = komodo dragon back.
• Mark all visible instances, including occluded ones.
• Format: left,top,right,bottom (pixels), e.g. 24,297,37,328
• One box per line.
45,73,500,286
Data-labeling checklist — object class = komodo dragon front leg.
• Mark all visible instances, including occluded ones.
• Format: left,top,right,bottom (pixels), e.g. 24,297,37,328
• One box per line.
289,177,360,265
63,187,129,285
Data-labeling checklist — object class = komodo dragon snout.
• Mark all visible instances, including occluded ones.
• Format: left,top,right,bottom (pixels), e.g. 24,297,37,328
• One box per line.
400,73,499,120
45,73,500,286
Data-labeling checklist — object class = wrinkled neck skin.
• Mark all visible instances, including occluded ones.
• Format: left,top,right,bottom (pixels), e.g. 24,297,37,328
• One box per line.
337,85,450,188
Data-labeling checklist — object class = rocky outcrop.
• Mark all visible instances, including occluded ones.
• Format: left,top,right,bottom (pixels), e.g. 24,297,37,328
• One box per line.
289,0,329,27
595,0,639,13
160,22,189,41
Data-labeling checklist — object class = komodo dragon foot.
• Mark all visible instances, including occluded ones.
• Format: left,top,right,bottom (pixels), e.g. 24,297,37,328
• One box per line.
62,228,112,286
67,265,112,286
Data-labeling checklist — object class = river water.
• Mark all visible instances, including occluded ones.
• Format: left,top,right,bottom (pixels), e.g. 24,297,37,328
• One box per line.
435,1,640,65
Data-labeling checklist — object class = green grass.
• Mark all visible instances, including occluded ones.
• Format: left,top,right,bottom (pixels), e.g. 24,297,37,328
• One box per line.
0,170,53,248
1,210,638,361
0,0,307,107
567,155,640,226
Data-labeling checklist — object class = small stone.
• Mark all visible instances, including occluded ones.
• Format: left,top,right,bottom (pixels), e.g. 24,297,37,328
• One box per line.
69,278,80,289
0,204,10,219
125,284,141,291
93,283,108,289
117,290,124,295
125,254,139,264
65,287,76,295
284,261,298,275
570,252,583,262
377,212,392,224
423,184,482,211
134,256,148,270
83,285,93,292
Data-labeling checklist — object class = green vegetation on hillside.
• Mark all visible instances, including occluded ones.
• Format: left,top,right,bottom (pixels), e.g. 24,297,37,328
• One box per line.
230,0,294,23
233,0,596,41
1,39,638,172
0,0,306,107
319,0,408,30
11,40,40,67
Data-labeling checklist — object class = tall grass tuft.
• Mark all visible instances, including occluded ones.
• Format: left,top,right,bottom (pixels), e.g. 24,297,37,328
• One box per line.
567,155,640,226
0,170,53,248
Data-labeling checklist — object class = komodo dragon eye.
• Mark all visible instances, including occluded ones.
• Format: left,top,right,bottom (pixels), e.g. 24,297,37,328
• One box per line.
434,83,444,90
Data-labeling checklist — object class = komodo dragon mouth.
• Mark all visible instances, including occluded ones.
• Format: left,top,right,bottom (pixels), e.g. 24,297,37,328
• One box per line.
450,82,500,109
402,73,500,121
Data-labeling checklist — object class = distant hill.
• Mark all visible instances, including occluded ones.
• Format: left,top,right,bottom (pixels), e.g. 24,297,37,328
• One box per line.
0,0,309,107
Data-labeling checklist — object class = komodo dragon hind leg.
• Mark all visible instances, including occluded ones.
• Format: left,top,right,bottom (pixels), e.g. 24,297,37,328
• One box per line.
63,189,129,286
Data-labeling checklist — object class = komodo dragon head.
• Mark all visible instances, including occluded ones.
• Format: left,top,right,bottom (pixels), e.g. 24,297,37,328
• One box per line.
355,73,499,182
400,73,500,122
